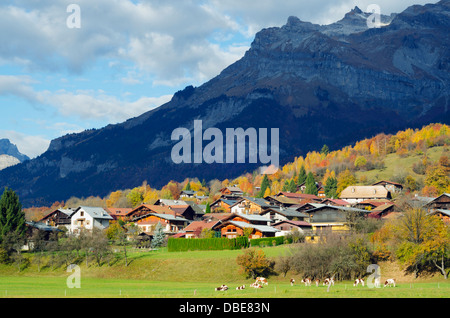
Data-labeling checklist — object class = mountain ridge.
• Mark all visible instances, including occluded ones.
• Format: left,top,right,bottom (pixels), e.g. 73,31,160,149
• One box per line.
1,1,449,207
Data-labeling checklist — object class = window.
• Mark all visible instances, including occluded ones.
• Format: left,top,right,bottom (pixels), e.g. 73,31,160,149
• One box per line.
80,211,84,217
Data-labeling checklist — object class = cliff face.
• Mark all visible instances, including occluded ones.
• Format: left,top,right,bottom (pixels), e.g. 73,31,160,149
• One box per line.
1,1,449,207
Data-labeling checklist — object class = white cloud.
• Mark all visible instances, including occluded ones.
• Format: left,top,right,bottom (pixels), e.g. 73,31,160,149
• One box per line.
41,89,173,123
0,130,50,159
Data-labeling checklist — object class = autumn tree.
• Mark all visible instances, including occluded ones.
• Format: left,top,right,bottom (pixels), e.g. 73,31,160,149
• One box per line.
236,248,275,279
336,169,357,196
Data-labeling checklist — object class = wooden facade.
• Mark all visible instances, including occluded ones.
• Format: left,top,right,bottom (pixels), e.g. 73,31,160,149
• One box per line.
426,193,450,210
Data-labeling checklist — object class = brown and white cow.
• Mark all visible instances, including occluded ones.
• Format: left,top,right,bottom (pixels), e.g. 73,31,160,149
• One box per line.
354,278,365,287
315,279,320,287
323,278,335,286
384,278,396,287
215,285,228,291
290,278,295,286
301,278,312,286
236,285,245,290
250,282,263,288
255,277,268,286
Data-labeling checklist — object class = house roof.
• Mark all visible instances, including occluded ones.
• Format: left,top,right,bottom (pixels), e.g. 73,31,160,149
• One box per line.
183,220,219,232
425,193,450,206
105,208,133,216
185,201,206,215
320,198,350,206
226,221,280,233
340,186,390,199
134,212,189,223
231,197,271,208
372,180,403,188
26,221,63,232
75,206,114,220
262,206,309,218
40,208,75,221
276,192,321,201
272,220,312,228
221,186,243,193
429,209,450,217
157,199,188,206
306,205,370,214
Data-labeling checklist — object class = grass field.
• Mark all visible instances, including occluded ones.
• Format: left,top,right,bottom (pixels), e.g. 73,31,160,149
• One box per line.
0,245,448,298
355,146,446,183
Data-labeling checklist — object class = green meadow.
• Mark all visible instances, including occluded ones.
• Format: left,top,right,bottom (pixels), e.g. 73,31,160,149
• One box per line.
0,245,448,298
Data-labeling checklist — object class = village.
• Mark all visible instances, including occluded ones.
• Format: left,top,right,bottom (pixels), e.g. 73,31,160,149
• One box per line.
35,180,450,246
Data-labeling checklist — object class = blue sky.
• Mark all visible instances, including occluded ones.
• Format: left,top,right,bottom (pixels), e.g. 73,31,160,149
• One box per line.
0,0,437,158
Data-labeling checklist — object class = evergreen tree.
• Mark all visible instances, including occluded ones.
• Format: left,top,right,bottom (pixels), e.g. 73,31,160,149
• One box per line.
151,222,166,249
304,172,318,195
184,182,192,191
258,175,270,198
321,144,330,155
297,165,307,186
282,180,289,192
0,188,26,244
205,202,211,214
288,179,297,193
324,177,338,198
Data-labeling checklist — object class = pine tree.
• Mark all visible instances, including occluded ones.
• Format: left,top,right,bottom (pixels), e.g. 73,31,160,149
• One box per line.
0,187,26,243
321,144,330,155
205,202,211,214
324,177,338,198
304,172,318,195
258,175,270,198
297,165,307,186
288,179,297,193
151,222,166,249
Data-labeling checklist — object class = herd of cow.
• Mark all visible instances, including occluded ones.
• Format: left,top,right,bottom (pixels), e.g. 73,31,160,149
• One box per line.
215,277,397,291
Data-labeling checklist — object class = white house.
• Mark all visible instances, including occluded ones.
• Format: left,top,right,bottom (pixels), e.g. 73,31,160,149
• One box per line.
70,206,113,234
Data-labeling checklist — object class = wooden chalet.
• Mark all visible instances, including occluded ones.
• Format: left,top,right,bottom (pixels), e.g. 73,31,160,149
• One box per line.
181,220,221,238
372,180,404,193
424,193,450,211
428,209,450,224
215,213,279,239
339,186,391,204
272,220,312,234
264,195,302,208
40,208,74,230
210,198,238,213
368,203,399,219
304,205,370,233
105,208,133,222
320,198,350,206
129,204,190,235
230,197,271,215
220,186,243,196
275,192,322,202
260,206,309,223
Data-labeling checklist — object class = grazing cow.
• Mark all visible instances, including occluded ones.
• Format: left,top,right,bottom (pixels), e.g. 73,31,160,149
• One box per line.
384,278,396,288
255,277,268,286
354,278,365,287
215,285,228,291
315,279,320,287
301,278,312,286
323,278,335,286
374,277,381,288
250,282,263,288
236,285,245,290
290,279,295,286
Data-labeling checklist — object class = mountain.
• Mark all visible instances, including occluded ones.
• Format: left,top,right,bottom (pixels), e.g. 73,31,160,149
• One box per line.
1,1,449,207
0,139,29,168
